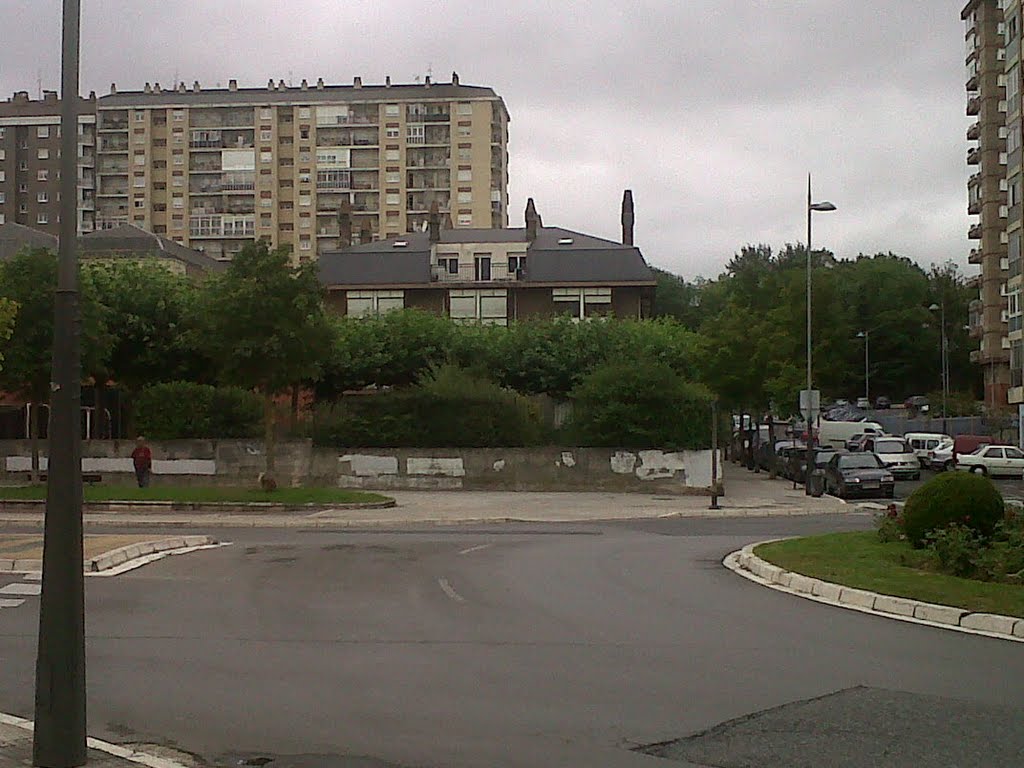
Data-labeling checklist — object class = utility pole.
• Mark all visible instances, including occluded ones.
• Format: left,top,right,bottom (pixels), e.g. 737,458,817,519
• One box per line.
33,2,87,766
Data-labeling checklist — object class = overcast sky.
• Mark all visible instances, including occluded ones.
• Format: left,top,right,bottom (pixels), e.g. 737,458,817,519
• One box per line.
0,1,970,278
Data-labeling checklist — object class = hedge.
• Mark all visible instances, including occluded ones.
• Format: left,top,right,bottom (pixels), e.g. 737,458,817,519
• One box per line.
135,381,263,439
902,471,1005,547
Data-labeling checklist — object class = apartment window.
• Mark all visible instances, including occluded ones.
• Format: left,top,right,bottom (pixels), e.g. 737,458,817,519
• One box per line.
1011,175,1021,207
37,170,48,181
134,155,146,166
0,192,4,203
508,254,526,275
173,131,183,144
347,290,405,317
386,193,400,206
0,171,4,183
173,155,184,165
19,203,27,214
0,149,4,161
448,289,507,326
0,128,4,139
407,124,425,144
457,191,472,204
172,176,184,187
300,217,311,228
38,148,50,160
260,151,273,163
1010,14,1020,43
0,214,4,224
457,170,472,182
260,129,272,141
135,111,145,122
134,199,145,209
438,255,459,274
299,194,311,206
261,108,273,120
37,192,48,203
18,184,26,193
299,172,311,184
298,107,311,119
386,171,401,184
385,104,399,117
385,149,400,161
134,176,145,188
37,126,49,138
300,127,310,140
458,213,472,226
300,240,312,251
1009,65,1020,114
37,213,48,224
458,103,472,116
386,127,400,139
19,161,28,171
458,148,471,162
172,197,184,208
458,126,472,138
1010,125,1022,155
553,287,613,320
172,110,184,121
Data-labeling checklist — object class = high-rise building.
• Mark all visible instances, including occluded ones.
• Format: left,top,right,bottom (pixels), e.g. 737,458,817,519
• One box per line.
0,90,97,237
1001,0,1024,410
94,74,510,262
963,0,1011,408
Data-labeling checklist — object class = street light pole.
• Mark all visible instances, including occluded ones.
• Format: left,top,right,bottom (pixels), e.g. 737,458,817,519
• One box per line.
930,301,949,434
33,2,87,766
804,175,836,494
858,330,870,402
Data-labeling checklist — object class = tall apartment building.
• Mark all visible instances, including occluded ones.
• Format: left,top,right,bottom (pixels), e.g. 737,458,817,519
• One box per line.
963,0,1011,408
1001,0,1024,412
94,74,509,262
0,91,97,236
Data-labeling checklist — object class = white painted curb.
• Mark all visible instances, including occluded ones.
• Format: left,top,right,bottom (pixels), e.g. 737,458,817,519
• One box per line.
0,536,226,576
724,540,1024,643
0,711,191,768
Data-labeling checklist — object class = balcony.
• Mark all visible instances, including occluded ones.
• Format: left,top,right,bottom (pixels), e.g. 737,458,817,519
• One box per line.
98,118,128,132
967,122,981,141
969,223,983,239
967,96,981,116
189,214,256,238
967,74,980,91
968,171,982,187
970,349,981,363
969,248,983,264
411,111,450,123
96,216,128,229
432,260,522,283
967,147,981,165
968,199,982,215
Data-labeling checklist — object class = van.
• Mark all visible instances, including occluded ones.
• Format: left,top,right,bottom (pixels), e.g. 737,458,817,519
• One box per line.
818,420,885,450
864,435,921,480
953,434,996,460
905,432,952,466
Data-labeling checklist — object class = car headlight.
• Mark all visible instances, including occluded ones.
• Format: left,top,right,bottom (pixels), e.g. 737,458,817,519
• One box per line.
882,474,894,482
847,476,861,483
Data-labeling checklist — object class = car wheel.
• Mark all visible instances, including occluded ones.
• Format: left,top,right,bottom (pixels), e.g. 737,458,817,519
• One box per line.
943,460,955,472
836,482,846,499
970,465,987,476
885,488,895,499
912,473,920,481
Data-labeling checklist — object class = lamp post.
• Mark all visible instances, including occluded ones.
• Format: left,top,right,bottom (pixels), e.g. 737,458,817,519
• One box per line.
33,2,86,766
857,330,870,402
930,302,949,433
805,174,836,493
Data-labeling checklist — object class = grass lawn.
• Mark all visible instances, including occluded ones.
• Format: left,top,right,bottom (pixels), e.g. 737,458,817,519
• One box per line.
756,532,1024,619
0,485,392,505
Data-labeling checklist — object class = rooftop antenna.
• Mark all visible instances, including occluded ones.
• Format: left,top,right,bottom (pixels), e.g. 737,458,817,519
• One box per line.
288,70,293,87
427,62,433,79
37,69,42,99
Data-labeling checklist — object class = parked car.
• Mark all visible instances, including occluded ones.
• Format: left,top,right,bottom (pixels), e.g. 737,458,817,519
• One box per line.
778,444,807,480
834,399,850,407
927,443,956,471
954,444,1024,477
823,452,896,499
856,397,871,409
904,395,930,415
819,420,885,450
863,436,921,480
875,396,891,409
788,446,837,485
845,433,865,451
953,434,995,460
905,432,952,467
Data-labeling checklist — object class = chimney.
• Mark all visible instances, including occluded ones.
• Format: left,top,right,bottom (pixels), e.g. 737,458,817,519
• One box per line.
43,90,58,103
153,82,161,93
428,200,441,243
360,222,372,244
353,76,362,89
316,77,325,90
337,198,352,247
451,71,460,86
385,75,392,87
300,79,308,90
228,79,238,92
525,198,539,242
193,80,201,92
621,189,635,246
268,79,275,90
13,91,29,104
88,91,96,101
143,82,152,94
424,75,432,88
278,79,286,90
109,83,117,94
177,82,186,93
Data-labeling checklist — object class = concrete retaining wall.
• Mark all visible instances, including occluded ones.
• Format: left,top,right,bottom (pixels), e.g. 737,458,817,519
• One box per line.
0,440,720,494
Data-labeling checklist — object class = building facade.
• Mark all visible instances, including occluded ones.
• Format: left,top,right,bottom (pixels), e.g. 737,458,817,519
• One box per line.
0,90,97,237
319,193,656,323
93,74,509,263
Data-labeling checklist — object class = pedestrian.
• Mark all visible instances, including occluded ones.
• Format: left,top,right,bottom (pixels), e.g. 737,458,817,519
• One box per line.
131,436,152,488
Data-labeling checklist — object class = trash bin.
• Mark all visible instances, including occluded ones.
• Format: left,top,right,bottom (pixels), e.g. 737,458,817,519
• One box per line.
808,469,826,498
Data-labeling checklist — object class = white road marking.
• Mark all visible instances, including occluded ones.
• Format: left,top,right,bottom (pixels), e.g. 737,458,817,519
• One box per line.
0,599,25,609
0,583,40,596
437,577,466,603
22,573,41,581
458,543,493,556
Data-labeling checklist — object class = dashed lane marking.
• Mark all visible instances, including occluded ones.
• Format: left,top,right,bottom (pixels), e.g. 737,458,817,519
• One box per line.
0,582,40,597
0,599,25,609
458,543,493,556
437,577,466,603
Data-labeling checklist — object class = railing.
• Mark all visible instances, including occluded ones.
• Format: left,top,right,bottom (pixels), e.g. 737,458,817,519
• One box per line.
414,112,450,122
97,217,128,229
432,262,521,283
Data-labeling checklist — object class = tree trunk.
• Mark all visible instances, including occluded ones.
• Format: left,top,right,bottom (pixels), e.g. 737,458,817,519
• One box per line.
263,389,276,481
29,401,40,485
767,413,777,479
289,383,300,434
94,380,106,440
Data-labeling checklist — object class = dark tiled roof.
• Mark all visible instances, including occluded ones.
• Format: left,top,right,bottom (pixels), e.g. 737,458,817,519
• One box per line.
80,225,225,271
319,226,655,287
0,223,58,261
99,81,501,109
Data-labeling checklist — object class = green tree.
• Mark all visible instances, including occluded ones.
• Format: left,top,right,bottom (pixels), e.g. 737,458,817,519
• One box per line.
0,298,16,373
0,249,110,481
652,268,703,330
197,242,333,481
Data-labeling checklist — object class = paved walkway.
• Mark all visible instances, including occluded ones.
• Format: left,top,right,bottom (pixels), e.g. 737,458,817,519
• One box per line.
0,465,847,529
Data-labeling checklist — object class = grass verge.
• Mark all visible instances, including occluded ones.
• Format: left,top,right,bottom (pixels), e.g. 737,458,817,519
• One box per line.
755,531,1024,619
0,485,391,505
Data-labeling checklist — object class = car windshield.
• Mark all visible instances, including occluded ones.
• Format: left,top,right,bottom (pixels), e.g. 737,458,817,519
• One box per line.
838,455,882,469
875,440,909,454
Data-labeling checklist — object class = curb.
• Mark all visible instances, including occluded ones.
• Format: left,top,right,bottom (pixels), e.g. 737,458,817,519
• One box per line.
724,541,1024,643
0,711,190,768
0,499,397,514
0,535,220,575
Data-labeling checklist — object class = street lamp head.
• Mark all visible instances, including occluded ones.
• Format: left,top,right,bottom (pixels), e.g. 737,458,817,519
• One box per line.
928,303,940,312
856,331,866,338
809,201,837,212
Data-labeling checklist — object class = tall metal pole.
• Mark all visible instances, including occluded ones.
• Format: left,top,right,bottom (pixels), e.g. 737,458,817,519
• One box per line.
941,300,948,434
805,175,813,494
864,330,870,402
34,2,87,766
709,401,720,510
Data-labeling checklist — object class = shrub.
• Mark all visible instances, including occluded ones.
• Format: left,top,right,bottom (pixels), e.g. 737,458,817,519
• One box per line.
568,358,712,449
135,382,262,439
926,524,982,578
901,471,1004,548
311,365,546,448
876,510,904,543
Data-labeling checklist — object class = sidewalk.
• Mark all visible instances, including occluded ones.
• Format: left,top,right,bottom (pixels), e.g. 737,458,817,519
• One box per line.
0,465,848,530
0,713,193,768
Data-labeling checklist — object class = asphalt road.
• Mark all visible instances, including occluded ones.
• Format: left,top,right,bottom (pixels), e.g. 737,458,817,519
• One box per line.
1,515,1023,768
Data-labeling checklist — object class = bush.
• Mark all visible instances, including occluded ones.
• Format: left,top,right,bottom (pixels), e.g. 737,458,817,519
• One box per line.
311,365,546,448
135,382,262,439
901,471,1004,548
568,358,712,449
926,524,982,578
876,510,905,543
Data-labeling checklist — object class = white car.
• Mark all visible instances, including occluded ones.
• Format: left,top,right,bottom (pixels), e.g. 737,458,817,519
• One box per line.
927,443,956,472
955,445,1024,477
864,436,921,480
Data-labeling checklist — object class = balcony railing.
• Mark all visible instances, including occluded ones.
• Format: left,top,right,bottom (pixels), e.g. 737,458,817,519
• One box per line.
968,200,981,215
967,96,981,116
969,248,983,264
967,74,980,92
969,224,983,239
967,147,981,165
97,216,128,229
432,261,521,283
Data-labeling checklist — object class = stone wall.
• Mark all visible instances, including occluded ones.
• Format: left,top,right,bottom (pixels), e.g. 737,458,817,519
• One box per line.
0,440,720,494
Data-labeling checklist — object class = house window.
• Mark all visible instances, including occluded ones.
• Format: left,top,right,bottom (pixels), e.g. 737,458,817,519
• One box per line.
37,192,48,203
508,254,526,275
438,255,459,274
458,102,472,115
448,289,507,325
346,290,405,317
37,213,48,224
385,104,399,117
457,169,472,182
37,126,49,138
37,170,49,181
38,148,49,160
552,287,613,320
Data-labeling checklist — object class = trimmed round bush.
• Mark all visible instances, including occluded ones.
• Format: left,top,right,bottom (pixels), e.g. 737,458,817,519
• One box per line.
902,471,1005,548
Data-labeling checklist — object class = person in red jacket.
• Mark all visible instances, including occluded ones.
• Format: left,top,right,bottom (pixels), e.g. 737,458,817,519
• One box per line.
131,436,152,488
